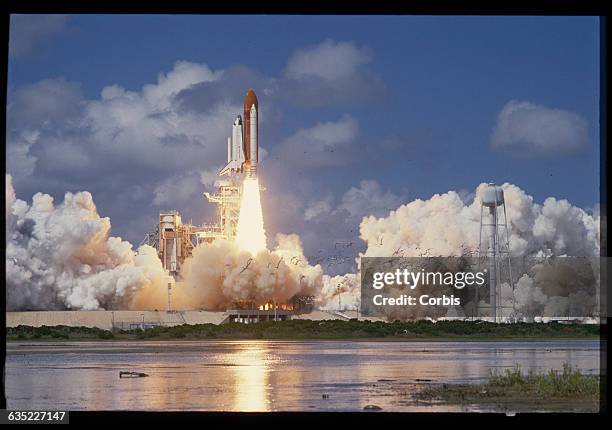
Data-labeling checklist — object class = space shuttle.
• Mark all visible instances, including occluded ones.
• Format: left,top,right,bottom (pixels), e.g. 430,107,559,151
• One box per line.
220,89,258,177
219,115,246,175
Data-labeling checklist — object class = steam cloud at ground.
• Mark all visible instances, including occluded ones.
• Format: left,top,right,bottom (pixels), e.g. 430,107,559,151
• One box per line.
131,234,324,311
321,182,600,318
181,235,322,310
5,174,168,311
5,174,323,311
5,176,600,316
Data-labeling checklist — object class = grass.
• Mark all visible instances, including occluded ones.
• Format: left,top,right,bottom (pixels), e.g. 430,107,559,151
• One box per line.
488,363,599,398
416,363,600,412
6,319,600,341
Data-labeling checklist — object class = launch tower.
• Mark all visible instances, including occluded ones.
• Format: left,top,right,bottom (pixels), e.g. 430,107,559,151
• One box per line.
148,89,261,272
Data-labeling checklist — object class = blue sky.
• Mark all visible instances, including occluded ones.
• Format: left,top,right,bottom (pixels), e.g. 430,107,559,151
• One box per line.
7,15,601,266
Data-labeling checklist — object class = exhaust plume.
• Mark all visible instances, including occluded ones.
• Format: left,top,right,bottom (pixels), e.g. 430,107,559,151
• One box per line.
236,178,267,255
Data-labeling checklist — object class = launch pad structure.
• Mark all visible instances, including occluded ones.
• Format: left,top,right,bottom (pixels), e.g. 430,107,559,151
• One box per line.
202,176,242,243
145,174,243,280
146,89,261,274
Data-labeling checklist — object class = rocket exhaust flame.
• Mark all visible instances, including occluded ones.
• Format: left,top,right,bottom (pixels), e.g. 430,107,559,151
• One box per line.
236,178,267,255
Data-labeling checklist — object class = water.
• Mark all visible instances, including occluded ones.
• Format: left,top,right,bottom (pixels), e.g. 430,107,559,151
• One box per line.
5,340,600,412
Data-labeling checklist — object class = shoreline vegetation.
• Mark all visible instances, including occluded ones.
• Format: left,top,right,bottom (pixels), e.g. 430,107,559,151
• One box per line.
6,320,600,341
416,363,600,412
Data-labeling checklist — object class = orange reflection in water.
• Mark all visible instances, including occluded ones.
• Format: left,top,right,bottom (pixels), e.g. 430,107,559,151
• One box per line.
229,343,271,411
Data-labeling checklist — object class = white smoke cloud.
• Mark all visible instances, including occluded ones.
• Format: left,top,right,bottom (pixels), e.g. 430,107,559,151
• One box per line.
5,171,600,317
5,172,324,312
164,233,324,310
512,275,548,317
319,182,600,316
359,182,599,259
5,174,167,311
319,273,360,311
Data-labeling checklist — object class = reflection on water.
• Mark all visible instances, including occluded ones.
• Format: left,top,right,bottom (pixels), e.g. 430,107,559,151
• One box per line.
5,340,600,412
231,343,270,411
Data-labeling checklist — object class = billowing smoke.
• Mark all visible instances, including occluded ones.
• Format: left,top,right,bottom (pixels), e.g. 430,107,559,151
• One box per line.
133,234,322,310
5,175,600,317
494,257,599,318
323,182,600,318
5,174,167,311
6,174,323,311
359,183,599,259
319,273,360,311
172,233,323,310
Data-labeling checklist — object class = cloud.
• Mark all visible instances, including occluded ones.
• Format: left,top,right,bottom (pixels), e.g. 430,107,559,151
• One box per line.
6,61,235,243
317,180,600,314
153,171,205,207
275,115,359,168
152,167,220,208
7,173,599,316
6,39,388,246
293,180,405,275
339,180,404,219
490,100,590,157
7,78,83,130
173,234,324,310
281,39,385,107
285,39,371,81
304,193,334,221
9,14,70,59
302,181,404,238
175,64,277,114
141,61,222,107
7,62,228,179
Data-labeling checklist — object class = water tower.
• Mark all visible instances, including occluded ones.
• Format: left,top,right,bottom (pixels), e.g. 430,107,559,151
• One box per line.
478,183,514,322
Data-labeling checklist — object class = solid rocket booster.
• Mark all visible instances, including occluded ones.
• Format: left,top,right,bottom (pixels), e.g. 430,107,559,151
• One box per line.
249,104,257,177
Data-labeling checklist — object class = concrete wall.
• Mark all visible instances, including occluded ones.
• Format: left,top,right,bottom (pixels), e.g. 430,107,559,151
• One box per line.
6,309,384,330
6,310,228,330
292,310,385,322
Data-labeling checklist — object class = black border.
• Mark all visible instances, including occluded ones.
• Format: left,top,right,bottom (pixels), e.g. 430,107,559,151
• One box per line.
1,1,609,423
1,1,610,15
